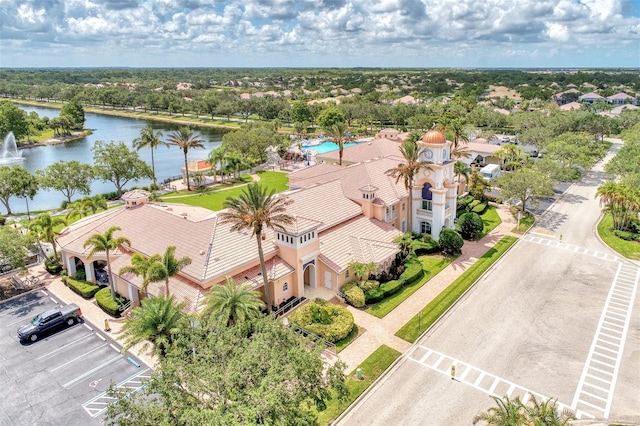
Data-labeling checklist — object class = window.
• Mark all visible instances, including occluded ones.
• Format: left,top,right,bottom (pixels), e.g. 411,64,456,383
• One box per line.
422,200,433,211
282,282,288,292
345,270,349,279
402,203,405,211
421,221,432,234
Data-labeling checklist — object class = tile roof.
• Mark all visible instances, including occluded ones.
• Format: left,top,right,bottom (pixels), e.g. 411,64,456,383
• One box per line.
318,216,401,272
231,256,295,290
317,137,404,164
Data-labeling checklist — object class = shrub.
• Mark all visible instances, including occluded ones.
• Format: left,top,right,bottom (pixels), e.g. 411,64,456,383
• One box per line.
74,268,87,281
415,239,440,255
439,228,464,255
399,260,424,285
364,288,385,304
341,282,365,308
457,195,474,210
380,279,403,297
471,202,487,214
0,215,5,226
360,280,380,292
64,277,100,299
614,230,640,242
289,299,354,343
467,199,481,211
458,212,484,240
95,287,128,317
44,258,63,275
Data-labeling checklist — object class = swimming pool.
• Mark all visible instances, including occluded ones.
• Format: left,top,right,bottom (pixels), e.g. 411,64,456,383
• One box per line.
304,141,360,154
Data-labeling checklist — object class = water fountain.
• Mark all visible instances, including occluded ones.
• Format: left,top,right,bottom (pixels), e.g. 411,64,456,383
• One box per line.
0,132,25,165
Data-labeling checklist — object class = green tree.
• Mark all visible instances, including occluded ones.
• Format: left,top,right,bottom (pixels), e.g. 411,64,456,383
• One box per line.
495,144,530,171
0,101,29,141
473,394,576,426
316,107,346,128
118,253,163,298
0,225,35,272
59,99,85,130
166,127,205,191
220,183,294,312
121,295,188,357
523,395,576,426
92,141,153,197
495,168,554,213
207,146,227,183
146,246,192,297
324,122,351,166
454,161,472,189
201,276,265,327
457,212,484,240
83,226,131,297
65,195,108,221
36,160,94,204
221,123,284,166
596,181,640,231
132,123,167,188
605,139,640,178
0,165,38,215
289,100,314,124
385,136,431,233
105,315,348,424
28,213,67,261
472,395,526,425
438,228,463,255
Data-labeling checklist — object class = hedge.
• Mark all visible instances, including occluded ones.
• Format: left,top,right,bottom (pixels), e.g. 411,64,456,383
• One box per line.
289,299,354,343
360,280,380,292
44,259,63,275
63,277,100,299
364,287,385,304
614,230,640,242
95,287,128,317
471,202,488,214
399,260,424,285
342,282,365,308
380,279,403,298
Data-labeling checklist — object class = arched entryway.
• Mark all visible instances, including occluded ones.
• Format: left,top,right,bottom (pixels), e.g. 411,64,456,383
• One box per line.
303,263,316,290
92,260,109,285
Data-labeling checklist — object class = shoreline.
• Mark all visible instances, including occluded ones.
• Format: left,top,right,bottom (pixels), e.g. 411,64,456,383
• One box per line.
17,130,92,149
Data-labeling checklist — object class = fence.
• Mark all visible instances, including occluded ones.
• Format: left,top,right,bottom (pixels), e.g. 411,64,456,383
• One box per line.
292,324,336,354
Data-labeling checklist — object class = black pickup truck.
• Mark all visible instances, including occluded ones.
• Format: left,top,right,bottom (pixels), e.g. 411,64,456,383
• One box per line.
18,304,82,342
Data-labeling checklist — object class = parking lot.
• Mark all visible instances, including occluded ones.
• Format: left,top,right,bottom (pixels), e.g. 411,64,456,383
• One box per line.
0,289,150,425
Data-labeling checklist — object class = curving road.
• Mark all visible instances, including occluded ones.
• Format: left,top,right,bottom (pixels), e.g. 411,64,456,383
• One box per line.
338,141,640,425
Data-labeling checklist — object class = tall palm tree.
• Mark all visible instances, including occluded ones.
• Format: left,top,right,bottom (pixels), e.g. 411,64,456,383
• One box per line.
385,137,431,233
118,253,162,298
146,246,192,297
132,123,167,188
166,127,205,191
219,183,294,313
596,181,639,231
83,226,131,297
454,161,472,191
207,146,227,183
201,276,265,327
450,118,471,159
472,395,526,425
121,295,187,357
324,122,350,166
28,213,67,261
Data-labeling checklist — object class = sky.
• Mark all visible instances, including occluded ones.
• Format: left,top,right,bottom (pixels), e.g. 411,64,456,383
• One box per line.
1,0,639,69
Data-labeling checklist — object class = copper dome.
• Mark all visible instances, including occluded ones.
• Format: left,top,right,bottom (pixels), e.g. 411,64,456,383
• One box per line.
421,129,446,144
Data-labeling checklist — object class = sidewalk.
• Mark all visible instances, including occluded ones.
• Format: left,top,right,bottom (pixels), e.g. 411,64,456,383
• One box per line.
27,263,158,369
337,204,520,372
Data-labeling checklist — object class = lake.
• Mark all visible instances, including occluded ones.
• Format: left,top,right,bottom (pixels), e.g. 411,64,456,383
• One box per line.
6,104,226,214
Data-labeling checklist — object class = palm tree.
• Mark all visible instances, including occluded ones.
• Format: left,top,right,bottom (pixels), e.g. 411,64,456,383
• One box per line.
385,137,431,233
324,122,350,166
219,183,294,313
469,170,491,201
201,276,265,327
596,181,639,231
454,161,472,191
207,146,227,183
118,253,162,298
523,395,576,426
132,123,167,188
348,261,378,288
28,213,67,261
83,226,131,297
146,246,192,298
65,195,108,221
450,118,471,159
166,127,205,191
121,295,187,357
472,395,526,425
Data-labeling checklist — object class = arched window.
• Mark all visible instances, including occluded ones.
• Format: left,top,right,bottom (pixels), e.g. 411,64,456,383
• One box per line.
421,183,433,211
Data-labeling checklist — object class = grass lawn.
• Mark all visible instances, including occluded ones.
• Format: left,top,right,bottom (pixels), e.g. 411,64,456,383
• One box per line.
335,325,365,353
396,236,518,343
365,255,455,318
597,213,640,260
477,206,502,239
159,171,289,211
316,345,401,425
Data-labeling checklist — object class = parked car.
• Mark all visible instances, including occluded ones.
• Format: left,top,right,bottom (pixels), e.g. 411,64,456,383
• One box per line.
17,303,82,342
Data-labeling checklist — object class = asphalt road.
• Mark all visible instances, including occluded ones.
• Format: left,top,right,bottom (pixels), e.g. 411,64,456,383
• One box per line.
339,142,640,425
0,290,151,425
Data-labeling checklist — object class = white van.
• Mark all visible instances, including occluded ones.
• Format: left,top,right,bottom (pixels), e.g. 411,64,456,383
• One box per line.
479,164,501,181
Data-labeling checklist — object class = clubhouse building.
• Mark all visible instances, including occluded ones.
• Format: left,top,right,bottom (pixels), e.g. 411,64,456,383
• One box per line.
56,129,458,312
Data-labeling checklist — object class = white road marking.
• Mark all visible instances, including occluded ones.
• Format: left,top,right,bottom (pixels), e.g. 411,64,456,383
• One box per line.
51,343,108,372
82,368,152,417
37,333,94,360
522,235,619,262
63,355,124,388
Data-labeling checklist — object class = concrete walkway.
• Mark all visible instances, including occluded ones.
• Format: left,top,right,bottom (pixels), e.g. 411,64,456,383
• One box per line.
338,204,520,372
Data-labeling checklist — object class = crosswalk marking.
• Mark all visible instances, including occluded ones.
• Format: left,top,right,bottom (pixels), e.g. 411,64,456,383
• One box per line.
82,368,152,418
571,262,639,419
523,234,619,262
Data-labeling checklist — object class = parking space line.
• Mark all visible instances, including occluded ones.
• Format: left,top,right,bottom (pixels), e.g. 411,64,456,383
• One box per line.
82,368,151,417
0,298,51,318
37,333,95,360
96,333,106,341
51,343,108,372
83,323,94,331
63,354,124,388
